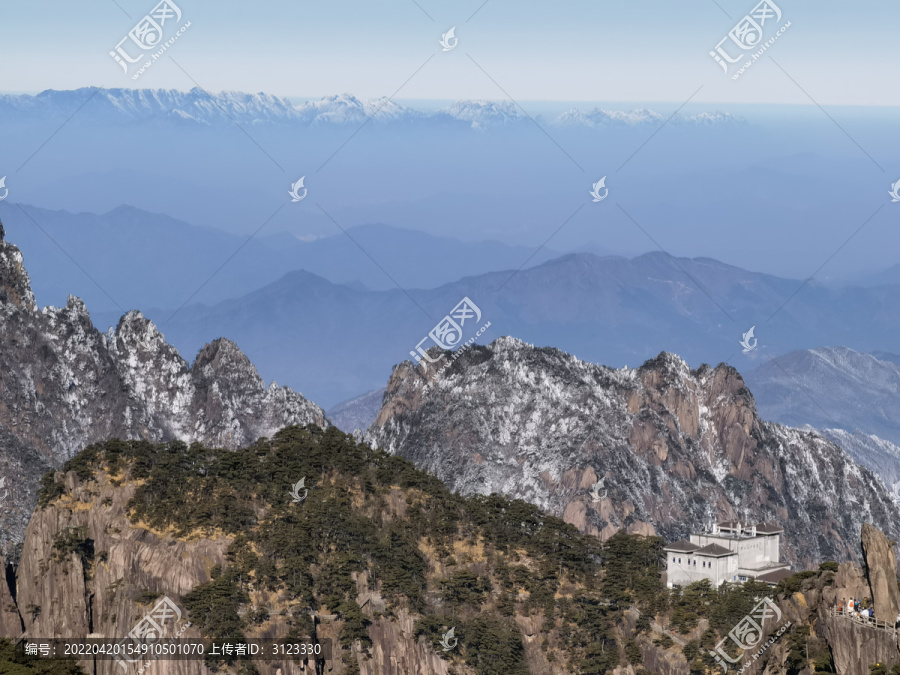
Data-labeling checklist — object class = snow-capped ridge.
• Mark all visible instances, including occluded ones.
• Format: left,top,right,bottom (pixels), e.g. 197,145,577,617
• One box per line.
0,230,328,552
0,88,742,130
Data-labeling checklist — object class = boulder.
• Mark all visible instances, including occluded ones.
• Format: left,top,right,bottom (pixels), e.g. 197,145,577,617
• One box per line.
861,523,900,621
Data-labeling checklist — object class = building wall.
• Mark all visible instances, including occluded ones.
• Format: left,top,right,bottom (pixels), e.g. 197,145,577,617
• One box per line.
689,533,780,568
765,534,779,562
665,553,737,588
669,530,784,588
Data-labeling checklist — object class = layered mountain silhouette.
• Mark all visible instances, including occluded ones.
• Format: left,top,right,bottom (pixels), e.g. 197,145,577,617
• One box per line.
0,204,567,311
122,251,900,408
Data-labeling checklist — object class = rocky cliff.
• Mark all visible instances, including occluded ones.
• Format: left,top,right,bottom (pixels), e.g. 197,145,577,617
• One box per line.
3,427,627,674
366,337,900,568
862,523,900,622
5,425,899,675
0,225,326,555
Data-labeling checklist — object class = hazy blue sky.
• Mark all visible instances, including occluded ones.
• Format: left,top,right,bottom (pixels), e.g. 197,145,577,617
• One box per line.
1,0,897,105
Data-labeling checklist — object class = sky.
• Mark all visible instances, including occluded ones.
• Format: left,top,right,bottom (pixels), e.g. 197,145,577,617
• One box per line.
0,0,898,105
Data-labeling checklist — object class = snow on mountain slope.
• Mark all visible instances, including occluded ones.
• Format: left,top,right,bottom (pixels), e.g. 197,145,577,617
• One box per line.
0,223,326,554
817,428,900,501
367,337,900,567
746,347,900,448
0,88,741,129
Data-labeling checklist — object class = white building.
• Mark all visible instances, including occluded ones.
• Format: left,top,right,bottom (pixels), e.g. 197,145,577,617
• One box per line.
664,521,791,588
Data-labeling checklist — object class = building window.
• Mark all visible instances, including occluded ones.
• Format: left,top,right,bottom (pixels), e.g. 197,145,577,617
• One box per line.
678,558,681,564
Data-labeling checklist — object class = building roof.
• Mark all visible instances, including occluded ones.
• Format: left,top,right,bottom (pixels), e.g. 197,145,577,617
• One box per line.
664,540,699,553
755,522,784,534
755,568,794,585
694,543,736,557
741,561,791,573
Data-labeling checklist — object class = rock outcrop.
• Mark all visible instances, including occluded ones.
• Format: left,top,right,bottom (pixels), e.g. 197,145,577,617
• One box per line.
16,468,226,674
0,225,327,555
861,523,900,622
809,555,900,675
367,337,900,567
4,430,593,674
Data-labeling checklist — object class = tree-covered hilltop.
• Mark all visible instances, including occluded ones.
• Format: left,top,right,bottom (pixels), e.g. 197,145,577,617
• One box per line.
29,425,872,674
35,425,649,673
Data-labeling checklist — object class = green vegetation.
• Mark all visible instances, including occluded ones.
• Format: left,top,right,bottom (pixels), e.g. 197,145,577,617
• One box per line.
667,578,807,672
37,426,620,674
774,570,819,595
784,626,809,674
870,663,900,675
134,590,161,605
0,639,83,674
36,426,863,674
50,526,94,577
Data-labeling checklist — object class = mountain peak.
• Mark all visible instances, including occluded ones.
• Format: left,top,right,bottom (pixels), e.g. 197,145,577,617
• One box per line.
0,232,328,554
0,230,37,313
368,337,898,566
192,337,264,389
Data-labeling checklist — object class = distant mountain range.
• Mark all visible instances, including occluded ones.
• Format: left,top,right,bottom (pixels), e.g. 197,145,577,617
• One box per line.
327,387,387,434
744,347,900,447
0,88,743,129
817,429,900,499
104,251,900,409
743,348,900,496
0,204,573,311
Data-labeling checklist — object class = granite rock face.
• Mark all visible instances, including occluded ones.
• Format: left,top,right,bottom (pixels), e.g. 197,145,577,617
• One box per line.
861,523,900,622
0,226,327,555
367,337,900,568
6,466,474,674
